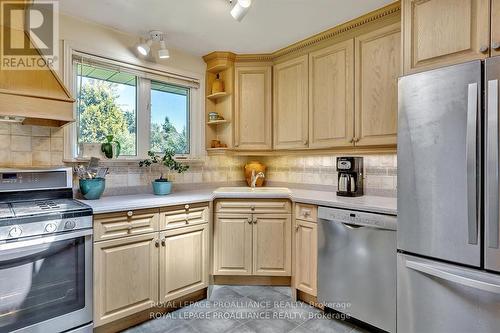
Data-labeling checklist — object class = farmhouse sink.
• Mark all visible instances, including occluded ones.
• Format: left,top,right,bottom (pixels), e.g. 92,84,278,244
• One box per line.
213,187,291,197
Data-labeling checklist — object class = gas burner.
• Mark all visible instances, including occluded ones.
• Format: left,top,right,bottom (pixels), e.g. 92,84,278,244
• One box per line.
36,201,60,210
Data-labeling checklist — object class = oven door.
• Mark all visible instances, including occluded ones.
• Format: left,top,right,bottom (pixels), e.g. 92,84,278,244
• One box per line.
0,229,92,333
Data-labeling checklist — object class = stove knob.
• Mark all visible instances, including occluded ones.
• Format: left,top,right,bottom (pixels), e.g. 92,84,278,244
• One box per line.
44,223,57,233
64,220,76,230
8,226,22,238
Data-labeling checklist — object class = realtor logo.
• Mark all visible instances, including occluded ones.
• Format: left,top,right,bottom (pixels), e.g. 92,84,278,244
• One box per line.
0,0,59,70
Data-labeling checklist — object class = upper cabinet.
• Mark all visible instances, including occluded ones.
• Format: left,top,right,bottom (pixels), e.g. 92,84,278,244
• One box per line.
402,0,490,74
309,40,354,148
355,23,401,146
234,64,272,150
273,55,309,150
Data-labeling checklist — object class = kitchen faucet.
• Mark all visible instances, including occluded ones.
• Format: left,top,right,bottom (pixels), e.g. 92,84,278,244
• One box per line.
250,170,265,188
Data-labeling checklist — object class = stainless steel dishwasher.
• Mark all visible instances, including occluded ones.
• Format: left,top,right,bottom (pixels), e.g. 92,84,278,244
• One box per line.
318,206,397,333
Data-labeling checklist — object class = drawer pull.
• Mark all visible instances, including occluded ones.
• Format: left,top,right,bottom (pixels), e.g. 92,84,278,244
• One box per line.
155,240,160,248
185,219,189,225
295,225,299,232
161,239,166,247
247,217,252,224
302,210,311,217
253,217,257,224
251,206,255,211
185,204,190,210
127,211,133,217
127,225,133,230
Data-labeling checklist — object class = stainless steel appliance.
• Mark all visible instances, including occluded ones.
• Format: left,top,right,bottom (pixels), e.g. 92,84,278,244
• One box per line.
398,58,500,332
317,206,397,332
0,168,93,333
336,157,363,197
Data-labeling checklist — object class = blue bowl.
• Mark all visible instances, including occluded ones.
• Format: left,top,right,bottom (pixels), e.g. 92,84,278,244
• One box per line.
152,181,172,195
79,178,106,200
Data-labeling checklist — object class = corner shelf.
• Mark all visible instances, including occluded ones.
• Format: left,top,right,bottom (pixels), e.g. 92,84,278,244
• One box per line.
206,92,229,100
207,119,229,126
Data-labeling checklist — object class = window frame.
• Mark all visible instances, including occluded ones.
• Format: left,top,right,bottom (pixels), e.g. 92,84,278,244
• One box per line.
64,47,203,161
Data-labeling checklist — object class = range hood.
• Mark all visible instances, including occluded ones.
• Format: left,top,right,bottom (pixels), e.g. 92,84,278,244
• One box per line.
0,2,75,127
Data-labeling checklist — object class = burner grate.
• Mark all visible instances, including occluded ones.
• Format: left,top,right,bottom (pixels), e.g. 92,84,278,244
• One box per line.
35,201,60,210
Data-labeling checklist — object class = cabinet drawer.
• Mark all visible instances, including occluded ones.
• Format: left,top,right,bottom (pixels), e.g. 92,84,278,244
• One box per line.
160,203,209,230
216,199,291,214
94,208,159,242
295,203,317,223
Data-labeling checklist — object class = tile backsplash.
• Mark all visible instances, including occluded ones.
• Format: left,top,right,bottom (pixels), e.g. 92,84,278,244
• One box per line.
0,124,397,197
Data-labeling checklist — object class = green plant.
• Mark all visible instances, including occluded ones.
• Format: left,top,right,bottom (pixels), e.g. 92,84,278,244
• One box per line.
101,135,121,159
139,149,189,181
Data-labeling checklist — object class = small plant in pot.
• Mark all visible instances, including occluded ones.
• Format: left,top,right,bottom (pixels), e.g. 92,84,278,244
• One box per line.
139,149,189,195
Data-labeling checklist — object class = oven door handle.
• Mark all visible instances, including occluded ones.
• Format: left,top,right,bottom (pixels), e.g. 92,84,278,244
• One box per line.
0,229,93,255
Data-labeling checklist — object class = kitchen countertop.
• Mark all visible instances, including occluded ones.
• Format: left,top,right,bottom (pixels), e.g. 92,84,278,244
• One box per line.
79,187,397,216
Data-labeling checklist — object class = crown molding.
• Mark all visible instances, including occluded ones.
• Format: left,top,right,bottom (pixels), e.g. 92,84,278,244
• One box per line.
202,1,401,63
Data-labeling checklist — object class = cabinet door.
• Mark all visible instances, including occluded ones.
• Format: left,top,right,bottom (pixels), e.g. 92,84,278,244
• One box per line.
159,224,209,302
234,65,272,150
94,208,159,242
295,219,317,296
309,40,354,148
94,233,159,327
273,55,309,149
253,214,292,276
213,214,253,275
402,0,490,74
492,0,500,56
355,23,401,146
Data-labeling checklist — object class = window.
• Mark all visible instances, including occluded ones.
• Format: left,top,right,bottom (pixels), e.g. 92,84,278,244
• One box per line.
72,56,199,159
150,81,190,154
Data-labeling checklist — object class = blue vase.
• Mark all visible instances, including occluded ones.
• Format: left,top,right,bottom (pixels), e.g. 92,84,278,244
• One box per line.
79,178,106,200
152,181,172,195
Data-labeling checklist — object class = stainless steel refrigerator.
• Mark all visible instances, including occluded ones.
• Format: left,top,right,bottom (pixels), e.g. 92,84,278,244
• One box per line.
398,58,500,333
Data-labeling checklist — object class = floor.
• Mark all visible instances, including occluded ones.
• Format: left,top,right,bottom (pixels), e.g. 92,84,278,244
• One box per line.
125,285,372,333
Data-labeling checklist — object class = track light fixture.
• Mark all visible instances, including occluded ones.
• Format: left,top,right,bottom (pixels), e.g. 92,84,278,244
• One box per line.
229,0,252,22
136,31,170,59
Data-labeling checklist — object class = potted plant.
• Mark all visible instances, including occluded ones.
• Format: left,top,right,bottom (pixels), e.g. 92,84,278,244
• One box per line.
101,135,121,159
139,149,189,195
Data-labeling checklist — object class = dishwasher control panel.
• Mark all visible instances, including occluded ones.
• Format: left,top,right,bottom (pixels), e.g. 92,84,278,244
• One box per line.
318,206,397,230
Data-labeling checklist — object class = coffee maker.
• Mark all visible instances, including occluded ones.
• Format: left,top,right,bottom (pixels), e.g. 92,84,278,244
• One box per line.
336,157,363,197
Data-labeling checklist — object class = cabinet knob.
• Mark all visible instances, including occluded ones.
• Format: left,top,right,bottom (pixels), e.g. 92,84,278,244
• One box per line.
185,219,189,225
253,217,257,224
303,139,308,145
295,225,300,232
302,210,311,217
185,204,190,210
127,211,133,217
155,240,160,248
127,225,133,231
161,239,166,247
250,206,255,211
349,138,354,143
493,42,500,50
353,137,360,143
247,217,252,224
480,45,489,53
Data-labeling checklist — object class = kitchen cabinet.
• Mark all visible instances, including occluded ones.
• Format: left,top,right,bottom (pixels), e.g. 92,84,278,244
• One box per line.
295,219,317,296
94,233,159,327
354,23,400,146
213,200,292,276
309,40,354,148
160,203,209,230
213,214,253,275
402,0,490,74
492,0,500,56
273,55,309,149
253,214,292,276
234,64,273,150
159,224,209,302
94,208,159,242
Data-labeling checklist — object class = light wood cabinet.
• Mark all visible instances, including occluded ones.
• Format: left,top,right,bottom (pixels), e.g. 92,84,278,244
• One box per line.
94,208,159,242
253,214,292,276
294,219,317,296
159,224,209,302
492,0,500,56
94,233,159,326
213,214,253,275
309,40,354,148
354,23,401,146
213,200,292,276
160,203,209,230
234,64,272,150
273,55,309,149
402,0,490,74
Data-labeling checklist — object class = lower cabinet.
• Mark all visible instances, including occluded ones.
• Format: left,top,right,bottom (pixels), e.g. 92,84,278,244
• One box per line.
160,224,209,302
294,219,317,296
213,200,292,276
93,233,159,327
93,204,209,328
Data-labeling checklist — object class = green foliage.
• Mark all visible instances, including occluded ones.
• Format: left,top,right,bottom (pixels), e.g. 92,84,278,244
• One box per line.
78,79,136,155
139,149,189,181
150,116,188,154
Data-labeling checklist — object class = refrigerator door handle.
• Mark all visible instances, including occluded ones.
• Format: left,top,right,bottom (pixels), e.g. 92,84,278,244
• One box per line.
466,82,479,245
487,79,499,249
406,260,500,294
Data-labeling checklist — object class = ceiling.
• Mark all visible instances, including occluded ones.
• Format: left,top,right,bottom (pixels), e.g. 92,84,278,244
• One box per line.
59,0,394,56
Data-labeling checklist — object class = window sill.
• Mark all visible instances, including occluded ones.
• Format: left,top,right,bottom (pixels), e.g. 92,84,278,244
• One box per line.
63,157,205,165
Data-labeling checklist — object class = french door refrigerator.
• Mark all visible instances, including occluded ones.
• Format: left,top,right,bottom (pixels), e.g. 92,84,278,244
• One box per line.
398,58,500,333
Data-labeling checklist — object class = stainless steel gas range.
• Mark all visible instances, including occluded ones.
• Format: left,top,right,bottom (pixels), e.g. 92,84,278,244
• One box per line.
0,168,93,333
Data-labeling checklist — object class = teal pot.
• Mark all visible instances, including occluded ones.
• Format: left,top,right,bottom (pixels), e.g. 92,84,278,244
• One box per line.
79,178,106,200
152,180,172,195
